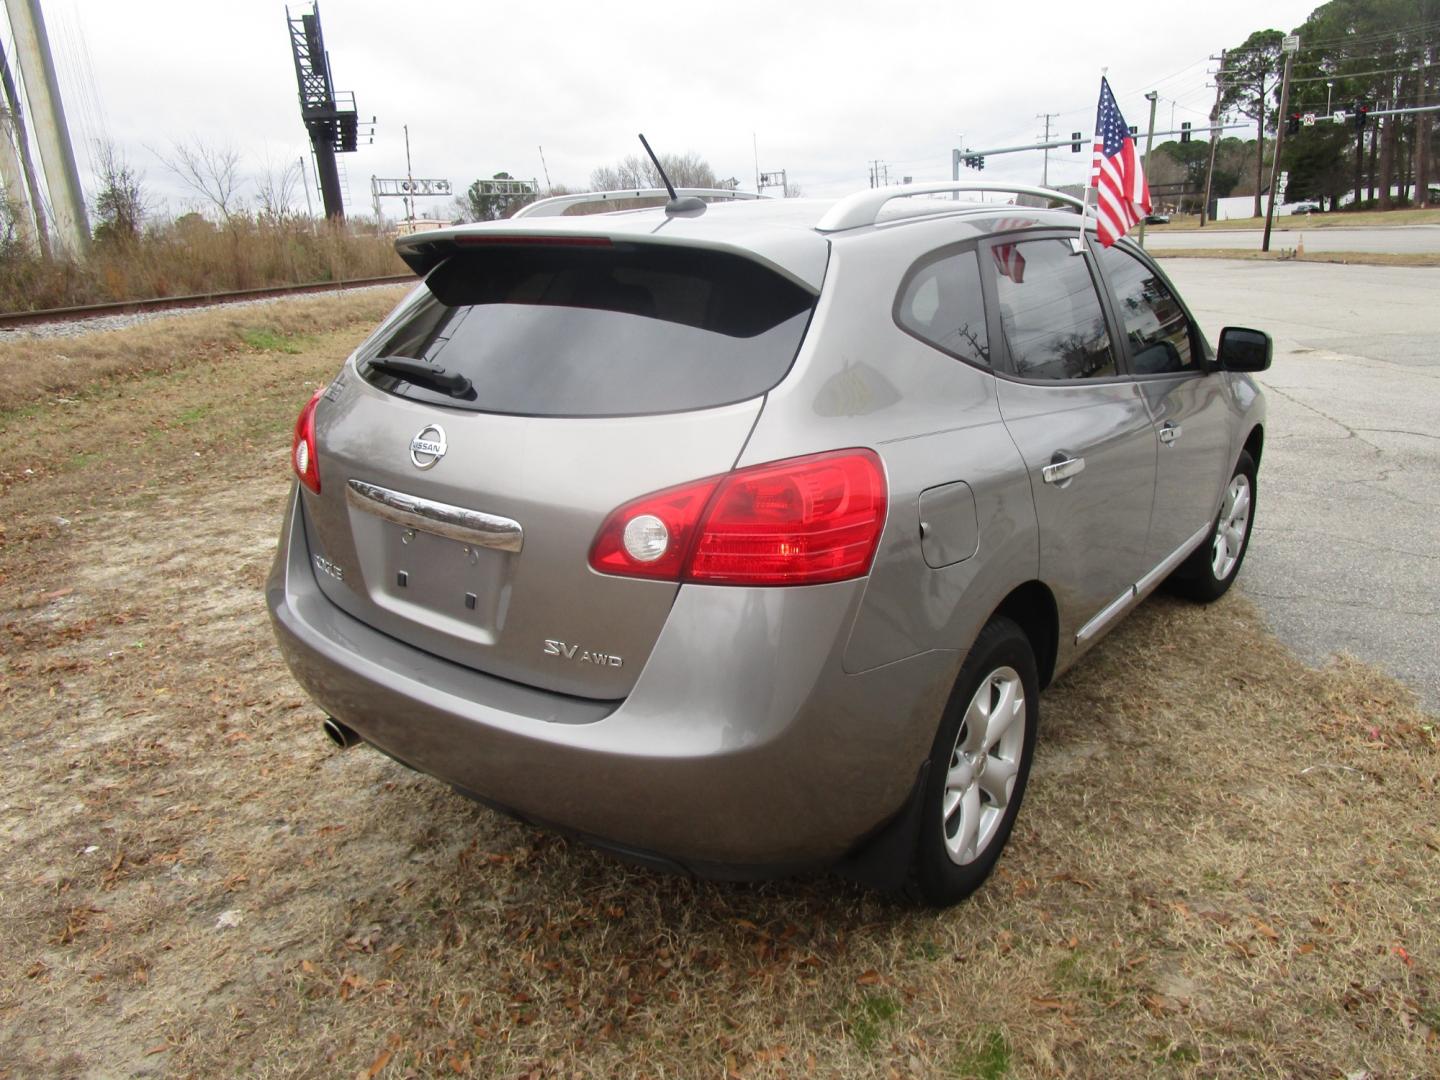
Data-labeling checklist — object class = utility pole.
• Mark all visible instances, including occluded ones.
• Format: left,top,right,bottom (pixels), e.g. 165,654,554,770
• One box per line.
1262,35,1298,253
1200,50,1226,227
1136,91,1159,248
1036,111,1057,187
0,46,43,253
5,0,89,253
299,155,314,219
404,124,415,225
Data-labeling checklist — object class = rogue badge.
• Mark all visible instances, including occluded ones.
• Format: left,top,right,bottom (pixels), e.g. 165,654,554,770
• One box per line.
409,425,447,469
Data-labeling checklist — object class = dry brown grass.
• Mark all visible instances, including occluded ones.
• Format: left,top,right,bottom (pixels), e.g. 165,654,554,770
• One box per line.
1153,249,1440,268
1150,207,1440,231
0,217,407,314
0,311,1435,1078
0,286,408,412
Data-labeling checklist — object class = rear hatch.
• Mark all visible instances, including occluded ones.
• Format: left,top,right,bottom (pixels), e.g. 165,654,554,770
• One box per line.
300,238,818,700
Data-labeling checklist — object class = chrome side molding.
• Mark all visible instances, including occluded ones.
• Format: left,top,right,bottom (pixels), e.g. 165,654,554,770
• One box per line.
1076,523,1212,645
346,480,523,553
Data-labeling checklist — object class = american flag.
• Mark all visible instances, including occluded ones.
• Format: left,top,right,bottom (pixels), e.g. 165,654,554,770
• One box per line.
989,218,1036,283
1090,77,1152,247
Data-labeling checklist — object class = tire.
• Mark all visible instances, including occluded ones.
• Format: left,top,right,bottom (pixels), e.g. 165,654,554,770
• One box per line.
1168,451,1257,603
909,616,1039,907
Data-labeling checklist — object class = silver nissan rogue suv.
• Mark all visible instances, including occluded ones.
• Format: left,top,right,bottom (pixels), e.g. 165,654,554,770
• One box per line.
267,181,1270,905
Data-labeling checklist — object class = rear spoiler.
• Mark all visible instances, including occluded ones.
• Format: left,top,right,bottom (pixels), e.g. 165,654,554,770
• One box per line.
394,189,770,277
393,223,828,293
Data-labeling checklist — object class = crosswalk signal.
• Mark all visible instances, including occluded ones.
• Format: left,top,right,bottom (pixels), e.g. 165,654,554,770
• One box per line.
1353,102,1369,130
1180,122,1192,143
1286,112,1301,135
1070,131,1083,152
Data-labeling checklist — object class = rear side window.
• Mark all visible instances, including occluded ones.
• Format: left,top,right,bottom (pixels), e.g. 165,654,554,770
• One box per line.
1096,245,1196,375
992,239,1116,381
360,245,816,417
895,249,990,367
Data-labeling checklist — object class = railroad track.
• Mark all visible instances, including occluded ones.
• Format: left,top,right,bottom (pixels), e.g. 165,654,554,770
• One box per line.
0,274,416,331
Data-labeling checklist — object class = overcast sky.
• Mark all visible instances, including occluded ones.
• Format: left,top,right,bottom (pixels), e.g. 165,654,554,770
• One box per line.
8,0,1318,220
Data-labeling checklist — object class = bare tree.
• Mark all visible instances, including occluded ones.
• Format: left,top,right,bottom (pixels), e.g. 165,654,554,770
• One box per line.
590,151,719,191
158,139,244,224
255,158,302,223
91,140,147,243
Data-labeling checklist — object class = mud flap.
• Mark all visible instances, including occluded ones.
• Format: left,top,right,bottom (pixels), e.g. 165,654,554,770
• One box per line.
832,760,929,894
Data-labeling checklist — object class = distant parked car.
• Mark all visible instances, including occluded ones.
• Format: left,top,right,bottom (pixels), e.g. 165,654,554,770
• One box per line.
268,181,1272,905
1290,201,1323,213
1144,212,1170,225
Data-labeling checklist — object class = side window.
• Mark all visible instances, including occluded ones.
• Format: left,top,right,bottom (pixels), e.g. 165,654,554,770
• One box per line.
991,239,1116,381
1098,246,1196,375
895,249,990,367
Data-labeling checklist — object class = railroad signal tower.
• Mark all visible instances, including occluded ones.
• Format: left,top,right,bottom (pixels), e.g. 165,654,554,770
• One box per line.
286,3,364,220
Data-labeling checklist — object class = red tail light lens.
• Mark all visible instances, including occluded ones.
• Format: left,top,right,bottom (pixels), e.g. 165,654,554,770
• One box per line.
588,450,887,586
589,475,722,581
291,388,324,494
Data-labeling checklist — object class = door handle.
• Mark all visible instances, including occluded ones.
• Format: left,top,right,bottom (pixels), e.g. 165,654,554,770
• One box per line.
1041,454,1086,485
1159,421,1182,445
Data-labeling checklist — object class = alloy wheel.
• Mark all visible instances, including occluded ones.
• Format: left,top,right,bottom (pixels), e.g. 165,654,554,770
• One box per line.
942,666,1026,866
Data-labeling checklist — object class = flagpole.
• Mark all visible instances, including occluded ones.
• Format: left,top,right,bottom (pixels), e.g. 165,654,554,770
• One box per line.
1080,70,1106,248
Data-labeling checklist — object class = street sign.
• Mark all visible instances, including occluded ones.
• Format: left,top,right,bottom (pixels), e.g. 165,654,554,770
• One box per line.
1333,109,1348,123
1283,34,1299,53
1302,112,1316,126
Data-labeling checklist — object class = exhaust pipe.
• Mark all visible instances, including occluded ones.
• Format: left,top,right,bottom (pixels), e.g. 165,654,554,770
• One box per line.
322,717,361,749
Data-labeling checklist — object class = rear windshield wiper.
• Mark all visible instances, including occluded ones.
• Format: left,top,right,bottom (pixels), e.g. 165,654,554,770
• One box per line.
364,356,473,397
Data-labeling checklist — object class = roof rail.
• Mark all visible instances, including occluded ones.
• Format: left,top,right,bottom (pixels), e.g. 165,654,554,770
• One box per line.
815,182,1086,233
513,187,767,219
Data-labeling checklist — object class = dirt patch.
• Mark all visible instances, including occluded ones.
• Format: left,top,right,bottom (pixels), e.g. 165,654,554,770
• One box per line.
0,311,1436,1078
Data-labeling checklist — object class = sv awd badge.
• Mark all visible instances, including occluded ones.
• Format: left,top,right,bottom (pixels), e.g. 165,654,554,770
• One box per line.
544,639,624,668
409,425,447,469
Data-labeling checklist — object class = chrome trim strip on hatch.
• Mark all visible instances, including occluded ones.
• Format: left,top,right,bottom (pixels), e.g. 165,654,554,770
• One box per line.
346,479,524,553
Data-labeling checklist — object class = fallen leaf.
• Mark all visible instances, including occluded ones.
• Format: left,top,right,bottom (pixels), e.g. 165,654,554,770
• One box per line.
856,969,883,985
359,1048,392,1079
1250,917,1280,941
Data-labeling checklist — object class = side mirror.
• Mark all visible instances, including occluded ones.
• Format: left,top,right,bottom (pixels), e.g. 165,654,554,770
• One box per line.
1217,326,1272,372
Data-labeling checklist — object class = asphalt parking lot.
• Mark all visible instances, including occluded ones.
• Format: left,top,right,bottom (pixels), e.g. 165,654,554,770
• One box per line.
1161,258,1440,710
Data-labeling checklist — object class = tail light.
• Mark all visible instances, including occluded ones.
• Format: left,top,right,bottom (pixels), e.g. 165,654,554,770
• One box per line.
291,388,324,494
589,450,887,586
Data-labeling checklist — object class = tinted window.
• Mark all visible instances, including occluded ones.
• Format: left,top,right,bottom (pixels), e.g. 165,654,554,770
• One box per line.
992,239,1116,381
896,249,990,366
361,246,816,417
1097,246,1196,375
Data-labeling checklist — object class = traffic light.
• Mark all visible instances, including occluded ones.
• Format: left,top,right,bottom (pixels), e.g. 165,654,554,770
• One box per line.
1286,112,1301,135
1353,102,1369,130
1180,122,1192,143
1071,131,1082,152
963,154,985,171
1128,125,1138,137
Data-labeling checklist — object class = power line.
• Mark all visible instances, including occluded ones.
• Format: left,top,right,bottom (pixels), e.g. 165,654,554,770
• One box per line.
1291,62,1438,83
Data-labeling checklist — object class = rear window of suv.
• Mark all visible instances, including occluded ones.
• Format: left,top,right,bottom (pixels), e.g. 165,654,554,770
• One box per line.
359,244,817,417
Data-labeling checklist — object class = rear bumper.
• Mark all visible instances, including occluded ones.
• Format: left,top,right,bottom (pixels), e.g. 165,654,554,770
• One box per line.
266,487,958,872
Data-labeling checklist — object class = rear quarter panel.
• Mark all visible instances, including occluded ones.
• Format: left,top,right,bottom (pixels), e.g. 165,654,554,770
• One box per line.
738,222,1040,676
